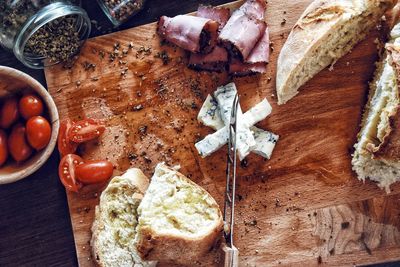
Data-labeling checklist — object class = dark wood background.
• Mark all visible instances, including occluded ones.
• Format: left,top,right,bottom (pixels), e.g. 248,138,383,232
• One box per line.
0,1,399,266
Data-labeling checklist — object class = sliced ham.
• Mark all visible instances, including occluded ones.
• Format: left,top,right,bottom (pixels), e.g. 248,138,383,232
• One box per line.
188,45,228,72
239,0,267,20
188,5,231,72
246,26,270,64
219,10,267,59
229,59,267,76
158,15,219,54
197,5,231,31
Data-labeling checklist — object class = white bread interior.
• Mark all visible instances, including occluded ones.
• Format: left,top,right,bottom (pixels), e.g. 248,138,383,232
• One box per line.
90,169,156,267
352,23,400,192
276,0,395,105
135,163,223,265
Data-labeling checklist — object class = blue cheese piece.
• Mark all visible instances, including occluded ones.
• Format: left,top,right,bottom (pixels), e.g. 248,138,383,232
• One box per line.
242,98,272,128
197,94,225,131
195,127,229,158
213,82,238,124
251,127,279,159
214,83,256,160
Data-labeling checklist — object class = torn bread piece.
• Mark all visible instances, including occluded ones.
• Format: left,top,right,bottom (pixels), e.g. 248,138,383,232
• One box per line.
352,23,400,192
276,0,396,105
135,163,223,265
91,169,156,267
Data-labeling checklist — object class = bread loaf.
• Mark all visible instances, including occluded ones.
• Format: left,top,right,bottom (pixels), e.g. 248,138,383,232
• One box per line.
276,0,396,105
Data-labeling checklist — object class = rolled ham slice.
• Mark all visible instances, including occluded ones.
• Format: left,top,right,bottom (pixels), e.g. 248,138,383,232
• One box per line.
239,0,267,20
219,10,266,59
246,26,270,64
229,28,269,76
188,5,231,72
229,59,267,76
197,5,231,31
188,45,228,72
158,15,219,54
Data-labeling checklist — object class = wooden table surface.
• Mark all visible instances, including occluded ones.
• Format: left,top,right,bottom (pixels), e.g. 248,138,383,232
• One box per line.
0,1,399,266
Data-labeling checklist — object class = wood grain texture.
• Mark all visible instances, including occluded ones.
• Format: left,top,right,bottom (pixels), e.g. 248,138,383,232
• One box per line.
44,0,400,266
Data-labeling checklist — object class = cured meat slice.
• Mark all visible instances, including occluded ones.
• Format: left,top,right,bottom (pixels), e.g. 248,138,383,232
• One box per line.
246,26,270,64
239,0,267,20
188,5,231,72
188,45,228,72
229,59,267,76
219,10,266,59
197,5,231,31
158,15,219,54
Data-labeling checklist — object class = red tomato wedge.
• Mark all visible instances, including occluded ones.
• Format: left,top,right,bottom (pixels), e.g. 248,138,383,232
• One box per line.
58,154,84,192
75,160,114,184
57,119,78,157
67,119,106,143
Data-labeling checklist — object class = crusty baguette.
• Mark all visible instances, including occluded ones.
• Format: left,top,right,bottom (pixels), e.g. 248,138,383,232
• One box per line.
276,0,396,105
135,163,223,266
91,168,156,267
352,22,400,192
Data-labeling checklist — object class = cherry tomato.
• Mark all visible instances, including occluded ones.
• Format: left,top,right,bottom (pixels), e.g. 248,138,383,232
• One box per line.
57,119,78,157
19,94,44,120
58,154,84,192
0,96,19,129
67,119,106,143
75,160,114,184
0,129,8,166
26,116,52,150
8,123,33,162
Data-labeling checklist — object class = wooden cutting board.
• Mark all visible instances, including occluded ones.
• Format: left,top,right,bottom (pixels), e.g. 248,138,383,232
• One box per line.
44,0,400,266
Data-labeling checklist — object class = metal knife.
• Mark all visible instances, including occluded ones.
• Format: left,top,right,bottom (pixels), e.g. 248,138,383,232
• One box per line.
222,94,239,267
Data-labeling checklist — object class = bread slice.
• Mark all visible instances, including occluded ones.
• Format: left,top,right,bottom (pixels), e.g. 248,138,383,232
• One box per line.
135,163,223,265
276,0,395,105
352,23,400,192
91,168,156,267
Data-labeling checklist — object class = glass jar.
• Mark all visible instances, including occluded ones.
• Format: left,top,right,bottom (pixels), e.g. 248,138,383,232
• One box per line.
0,0,91,69
96,0,146,26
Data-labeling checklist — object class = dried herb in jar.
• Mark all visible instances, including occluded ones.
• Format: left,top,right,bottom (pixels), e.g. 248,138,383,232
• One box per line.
102,0,145,23
25,16,81,63
0,0,52,43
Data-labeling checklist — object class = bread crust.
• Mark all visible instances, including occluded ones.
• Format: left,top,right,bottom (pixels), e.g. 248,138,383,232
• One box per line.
276,0,395,105
369,44,400,160
137,225,222,265
136,164,223,266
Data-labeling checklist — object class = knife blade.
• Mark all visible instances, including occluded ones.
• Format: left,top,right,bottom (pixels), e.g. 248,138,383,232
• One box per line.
222,93,239,267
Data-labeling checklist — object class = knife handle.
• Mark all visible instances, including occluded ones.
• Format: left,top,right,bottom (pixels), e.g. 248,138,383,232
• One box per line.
223,244,239,267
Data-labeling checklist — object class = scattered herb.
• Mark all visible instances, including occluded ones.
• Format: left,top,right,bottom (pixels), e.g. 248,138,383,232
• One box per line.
132,104,143,111
128,152,138,160
82,61,96,71
155,50,170,65
341,221,350,229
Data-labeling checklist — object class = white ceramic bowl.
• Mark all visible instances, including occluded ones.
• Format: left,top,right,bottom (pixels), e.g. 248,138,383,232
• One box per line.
0,66,59,184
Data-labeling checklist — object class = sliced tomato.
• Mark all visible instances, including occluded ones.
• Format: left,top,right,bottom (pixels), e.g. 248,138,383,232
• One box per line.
58,154,84,192
67,119,106,143
57,119,78,157
75,160,114,184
